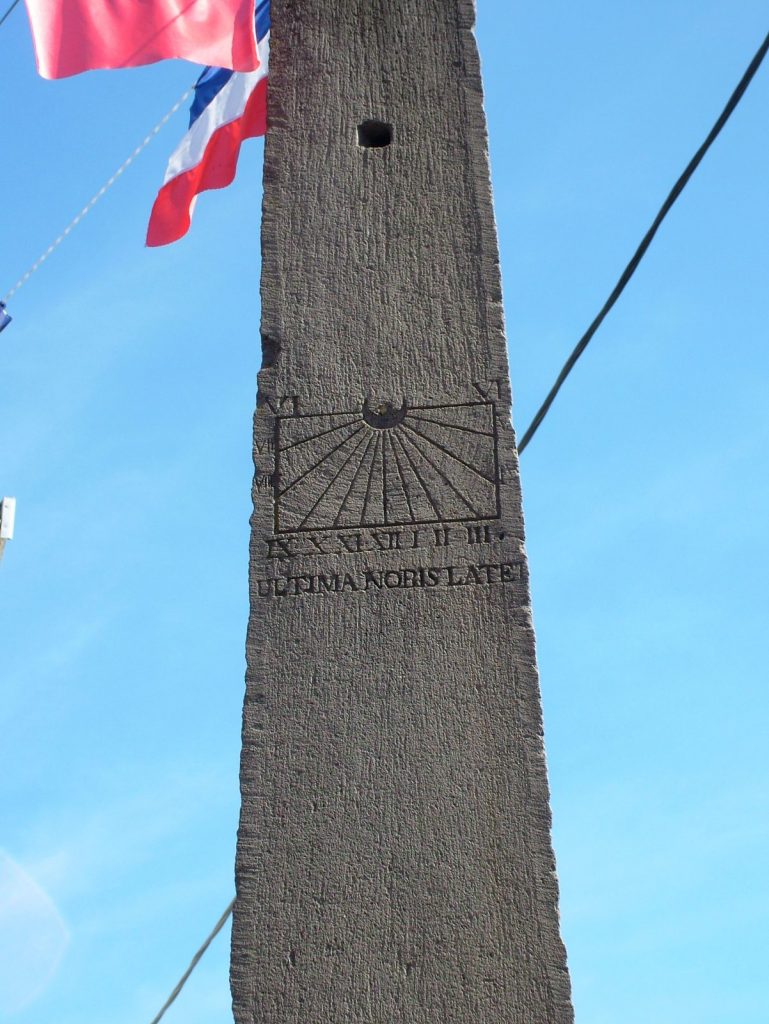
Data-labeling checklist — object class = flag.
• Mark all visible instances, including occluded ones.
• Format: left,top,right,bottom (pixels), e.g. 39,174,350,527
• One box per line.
146,0,270,247
0,303,11,334
24,0,259,80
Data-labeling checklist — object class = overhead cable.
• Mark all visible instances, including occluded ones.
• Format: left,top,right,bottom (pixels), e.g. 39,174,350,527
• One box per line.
1,84,193,305
0,0,21,29
148,899,235,1024
517,26,769,455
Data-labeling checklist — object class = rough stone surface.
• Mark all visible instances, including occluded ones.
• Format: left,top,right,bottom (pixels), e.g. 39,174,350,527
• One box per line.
231,2,574,1020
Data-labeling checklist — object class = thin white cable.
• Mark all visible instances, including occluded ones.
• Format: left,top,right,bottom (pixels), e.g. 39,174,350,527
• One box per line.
148,899,235,1024
2,84,193,304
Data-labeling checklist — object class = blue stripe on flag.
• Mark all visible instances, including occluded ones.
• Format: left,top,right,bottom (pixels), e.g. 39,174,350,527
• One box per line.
256,0,270,41
189,66,234,127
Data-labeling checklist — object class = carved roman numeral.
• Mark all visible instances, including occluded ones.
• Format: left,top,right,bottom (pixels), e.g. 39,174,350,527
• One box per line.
262,395,300,416
473,378,502,400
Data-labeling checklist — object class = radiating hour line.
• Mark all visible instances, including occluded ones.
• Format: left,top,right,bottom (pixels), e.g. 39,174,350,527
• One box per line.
407,413,493,438
401,422,496,484
399,430,479,516
389,433,416,521
276,405,499,529
360,435,382,524
280,417,361,452
279,426,365,496
297,429,371,528
333,433,376,527
393,432,442,519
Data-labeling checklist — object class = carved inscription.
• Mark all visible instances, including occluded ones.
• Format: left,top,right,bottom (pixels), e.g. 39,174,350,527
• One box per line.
253,561,522,598
262,394,300,416
473,378,503,400
265,522,504,560
273,401,500,533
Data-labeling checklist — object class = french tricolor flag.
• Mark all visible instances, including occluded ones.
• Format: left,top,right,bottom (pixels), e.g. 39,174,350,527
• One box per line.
146,0,270,247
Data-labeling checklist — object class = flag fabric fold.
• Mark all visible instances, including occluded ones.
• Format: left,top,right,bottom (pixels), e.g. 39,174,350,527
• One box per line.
24,0,259,79
146,0,270,247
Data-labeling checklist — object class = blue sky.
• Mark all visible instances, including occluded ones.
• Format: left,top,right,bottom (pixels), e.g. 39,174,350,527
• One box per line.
2,2,768,1022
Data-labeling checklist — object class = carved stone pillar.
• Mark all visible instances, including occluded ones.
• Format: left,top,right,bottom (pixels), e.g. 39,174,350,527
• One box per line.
231,3,574,1021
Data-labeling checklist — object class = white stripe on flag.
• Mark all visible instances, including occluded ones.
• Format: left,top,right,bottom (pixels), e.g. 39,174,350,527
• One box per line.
163,32,270,185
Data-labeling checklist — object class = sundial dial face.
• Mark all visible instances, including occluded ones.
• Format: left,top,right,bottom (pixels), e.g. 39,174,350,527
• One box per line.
274,400,500,533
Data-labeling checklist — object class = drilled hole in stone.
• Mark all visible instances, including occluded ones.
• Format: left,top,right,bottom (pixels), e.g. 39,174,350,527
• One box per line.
358,120,393,148
261,332,280,368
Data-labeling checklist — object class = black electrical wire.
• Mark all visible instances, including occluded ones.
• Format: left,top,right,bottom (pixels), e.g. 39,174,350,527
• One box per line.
517,26,769,455
0,0,21,29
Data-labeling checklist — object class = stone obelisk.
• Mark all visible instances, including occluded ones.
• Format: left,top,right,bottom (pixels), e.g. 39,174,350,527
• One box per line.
231,2,573,1020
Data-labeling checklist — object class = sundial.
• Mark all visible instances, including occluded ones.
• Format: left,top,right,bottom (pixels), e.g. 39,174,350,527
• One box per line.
274,399,500,532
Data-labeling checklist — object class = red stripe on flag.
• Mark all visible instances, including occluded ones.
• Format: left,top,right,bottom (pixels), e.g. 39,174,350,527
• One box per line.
146,78,267,248
24,0,259,79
